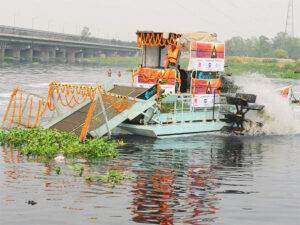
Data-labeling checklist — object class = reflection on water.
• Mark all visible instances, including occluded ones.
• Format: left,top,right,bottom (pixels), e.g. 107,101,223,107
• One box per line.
123,135,262,225
1,64,300,224
1,131,300,224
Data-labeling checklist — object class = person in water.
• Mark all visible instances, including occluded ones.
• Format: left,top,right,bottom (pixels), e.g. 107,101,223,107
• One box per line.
108,69,112,77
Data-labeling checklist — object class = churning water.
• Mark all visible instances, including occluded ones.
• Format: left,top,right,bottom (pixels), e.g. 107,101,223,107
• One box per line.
235,74,300,135
1,64,300,225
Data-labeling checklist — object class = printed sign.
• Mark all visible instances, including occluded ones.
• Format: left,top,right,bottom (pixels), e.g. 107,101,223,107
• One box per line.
137,84,158,100
191,78,221,95
188,42,225,71
192,94,220,108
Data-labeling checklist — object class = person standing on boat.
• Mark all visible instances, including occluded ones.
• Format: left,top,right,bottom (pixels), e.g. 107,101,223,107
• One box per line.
164,44,182,69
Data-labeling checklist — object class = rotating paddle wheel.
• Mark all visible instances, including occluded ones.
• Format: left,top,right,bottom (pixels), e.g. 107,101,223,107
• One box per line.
222,93,264,135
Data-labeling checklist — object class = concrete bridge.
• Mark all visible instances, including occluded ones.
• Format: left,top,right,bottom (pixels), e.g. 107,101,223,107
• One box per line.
0,25,140,63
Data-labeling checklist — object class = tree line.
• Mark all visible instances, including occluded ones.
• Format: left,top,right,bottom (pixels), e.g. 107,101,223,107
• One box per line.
225,32,300,60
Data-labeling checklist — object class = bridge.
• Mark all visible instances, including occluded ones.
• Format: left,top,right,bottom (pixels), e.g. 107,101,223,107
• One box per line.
0,25,140,63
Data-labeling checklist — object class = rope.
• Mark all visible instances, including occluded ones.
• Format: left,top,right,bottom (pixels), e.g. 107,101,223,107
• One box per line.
32,99,41,128
17,93,22,127
26,97,33,128
3,88,18,122
124,97,136,109
79,101,96,142
9,94,17,126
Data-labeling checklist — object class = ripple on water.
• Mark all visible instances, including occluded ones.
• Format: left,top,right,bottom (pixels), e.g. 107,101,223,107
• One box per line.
1,65,300,224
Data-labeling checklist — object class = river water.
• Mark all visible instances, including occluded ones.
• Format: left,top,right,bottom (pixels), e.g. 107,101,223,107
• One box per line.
1,64,300,225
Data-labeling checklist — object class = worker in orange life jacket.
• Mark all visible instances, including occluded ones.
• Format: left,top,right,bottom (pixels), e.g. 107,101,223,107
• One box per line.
164,44,182,69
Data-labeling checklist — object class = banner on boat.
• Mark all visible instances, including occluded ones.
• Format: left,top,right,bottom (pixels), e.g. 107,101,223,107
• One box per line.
136,68,176,94
188,42,225,71
191,78,221,95
192,94,220,108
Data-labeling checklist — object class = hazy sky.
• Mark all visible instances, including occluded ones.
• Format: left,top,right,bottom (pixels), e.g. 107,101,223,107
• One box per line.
1,0,299,41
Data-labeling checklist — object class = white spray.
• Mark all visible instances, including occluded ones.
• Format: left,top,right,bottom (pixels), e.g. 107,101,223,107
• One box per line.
234,74,300,135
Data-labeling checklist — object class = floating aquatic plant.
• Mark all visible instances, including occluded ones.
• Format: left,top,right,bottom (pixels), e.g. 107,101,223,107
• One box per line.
85,169,133,185
100,169,133,185
55,166,61,175
0,127,118,159
68,164,84,176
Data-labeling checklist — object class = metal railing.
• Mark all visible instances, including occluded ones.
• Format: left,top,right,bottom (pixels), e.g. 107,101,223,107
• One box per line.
0,25,136,47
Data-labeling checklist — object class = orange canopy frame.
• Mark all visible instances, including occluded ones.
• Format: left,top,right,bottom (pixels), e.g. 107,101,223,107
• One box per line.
136,32,188,49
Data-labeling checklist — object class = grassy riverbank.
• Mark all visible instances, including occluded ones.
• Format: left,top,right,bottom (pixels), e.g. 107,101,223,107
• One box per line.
81,56,141,67
225,56,300,79
2,54,300,80
87,56,300,80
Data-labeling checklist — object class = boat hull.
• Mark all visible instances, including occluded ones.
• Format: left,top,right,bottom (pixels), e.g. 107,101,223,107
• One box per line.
117,121,227,138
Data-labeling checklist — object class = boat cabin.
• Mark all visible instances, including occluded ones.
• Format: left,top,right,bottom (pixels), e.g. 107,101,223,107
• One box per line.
133,31,225,108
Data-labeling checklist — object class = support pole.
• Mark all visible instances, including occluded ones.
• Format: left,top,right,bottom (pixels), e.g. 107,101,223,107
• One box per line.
97,94,111,139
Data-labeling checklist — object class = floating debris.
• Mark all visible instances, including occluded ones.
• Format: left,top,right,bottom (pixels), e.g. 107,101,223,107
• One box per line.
26,200,37,205
54,155,65,162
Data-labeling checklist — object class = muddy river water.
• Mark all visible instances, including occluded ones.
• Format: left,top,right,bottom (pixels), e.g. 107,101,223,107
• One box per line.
0,64,300,225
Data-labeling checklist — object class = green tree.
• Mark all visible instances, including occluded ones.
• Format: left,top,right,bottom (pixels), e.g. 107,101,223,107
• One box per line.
256,35,272,57
244,37,258,57
81,26,91,39
272,32,288,50
272,32,300,59
272,49,288,58
285,38,300,60
225,36,247,56
226,33,300,59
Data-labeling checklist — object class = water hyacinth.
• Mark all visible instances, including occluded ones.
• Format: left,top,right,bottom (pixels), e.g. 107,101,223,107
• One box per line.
0,127,118,159
85,169,133,185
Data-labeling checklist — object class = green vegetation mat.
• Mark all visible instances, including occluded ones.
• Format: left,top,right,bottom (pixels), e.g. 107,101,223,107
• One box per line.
0,127,119,159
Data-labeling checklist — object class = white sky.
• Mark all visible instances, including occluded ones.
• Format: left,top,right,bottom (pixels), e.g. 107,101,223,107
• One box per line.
1,0,299,41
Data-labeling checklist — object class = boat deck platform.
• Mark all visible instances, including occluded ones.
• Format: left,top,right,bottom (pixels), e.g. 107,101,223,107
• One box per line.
44,84,157,140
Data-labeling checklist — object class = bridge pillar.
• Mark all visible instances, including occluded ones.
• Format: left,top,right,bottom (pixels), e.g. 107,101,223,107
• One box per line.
0,49,4,61
20,49,33,62
56,50,66,63
83,51,93,58
5,49,20,61
49,49,56,63
32,50,41,62
40,50,50,63
13,49,20,60
66,51,75,63
75,51,83,62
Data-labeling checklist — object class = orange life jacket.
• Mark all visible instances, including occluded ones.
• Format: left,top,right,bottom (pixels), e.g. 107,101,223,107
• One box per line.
167,46,181,64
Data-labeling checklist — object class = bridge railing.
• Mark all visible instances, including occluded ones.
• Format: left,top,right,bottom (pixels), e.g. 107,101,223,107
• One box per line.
0,25,136,47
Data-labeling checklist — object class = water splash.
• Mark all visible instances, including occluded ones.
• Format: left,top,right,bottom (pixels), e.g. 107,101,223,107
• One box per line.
234,74,300,135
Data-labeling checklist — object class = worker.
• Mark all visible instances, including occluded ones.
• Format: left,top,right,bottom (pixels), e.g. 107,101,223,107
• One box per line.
164,44,182,69
108,69,112,77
